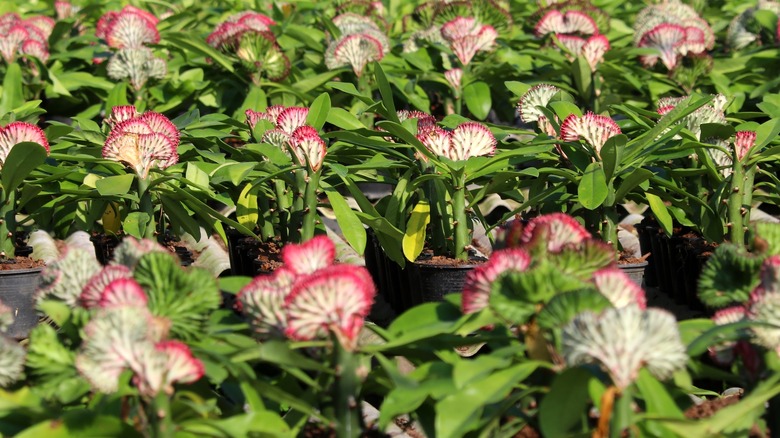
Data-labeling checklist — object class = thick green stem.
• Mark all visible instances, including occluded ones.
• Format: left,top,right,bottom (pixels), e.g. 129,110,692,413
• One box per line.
333,339,362,438
289,169,307,243
0,189,15,259
274,180,290,241
151,392,174,438
257,195,276,241
356,74,374,128
610,387,632,438
727,161,746,245
301,170,321,242
452,170,469,261
742,165,756,235
138,176,155,239
603,207,619,253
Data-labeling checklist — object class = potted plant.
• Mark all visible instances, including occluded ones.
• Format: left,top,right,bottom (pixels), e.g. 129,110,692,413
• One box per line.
0,119,50,338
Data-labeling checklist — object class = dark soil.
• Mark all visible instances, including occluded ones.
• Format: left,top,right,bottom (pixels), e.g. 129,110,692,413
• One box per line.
251,239,284,273
413,249,488,267
0,256,45,270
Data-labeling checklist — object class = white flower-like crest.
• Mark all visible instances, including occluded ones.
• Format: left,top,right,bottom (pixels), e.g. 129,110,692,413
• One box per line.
563,306,688,389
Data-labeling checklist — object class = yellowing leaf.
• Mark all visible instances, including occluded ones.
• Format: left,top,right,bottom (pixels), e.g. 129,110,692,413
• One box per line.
403,200,430,262
237,183,258,228
102,202,121,234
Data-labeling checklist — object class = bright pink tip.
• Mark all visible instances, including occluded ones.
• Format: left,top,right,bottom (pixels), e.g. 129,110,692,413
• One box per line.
441,16,477,42
712,306,747,326
462,248,531,315
80,265,133,309
398,110,437,136
138,112,180,146
735,131,757,161
107,105,140,126
98,277,148,309
592,268,647,309
282,235,336,275
276,107,310,134
105,9,160,48
289,125,327,170
638,23,686,70
521,213,591,252
155,340,205,383
0,121,50,152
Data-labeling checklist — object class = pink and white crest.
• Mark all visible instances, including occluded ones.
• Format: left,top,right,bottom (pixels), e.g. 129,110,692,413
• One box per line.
80,265,134,309
0,122,50,169
581,34,610,72
20,39,49,63
106,105,140,127
103,113,179,178
289,126,327,171
517,84,560,124
444,68,463,92
592,268,647,309
332,33,385,77
276,107,310,134
283,265,376,350
281,235,336,275
449,122,497,160
559,112,621,156
98,278,148,309
398,110,437,137
140,340,204,396
638,23,686,70
105,10,160,49
441,16,478,41
520,213,591,253
237,267,298,338
535,10,598,37
462,248,531,315
0,25,28,63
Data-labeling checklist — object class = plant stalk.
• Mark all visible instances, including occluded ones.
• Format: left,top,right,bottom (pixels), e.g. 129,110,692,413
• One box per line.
151,392,174,438
452,169,469,261
301,170,321,242
333,338,362,438
0,189,15,259
274,179,290,241
138,176,155,239
727,160,747,245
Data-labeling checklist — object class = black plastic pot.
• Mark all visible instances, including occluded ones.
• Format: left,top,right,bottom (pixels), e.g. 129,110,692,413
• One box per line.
408,261,479,304
0,267,43,339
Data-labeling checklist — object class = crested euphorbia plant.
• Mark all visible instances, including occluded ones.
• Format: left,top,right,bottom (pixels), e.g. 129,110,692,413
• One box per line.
406,119,497,261
0,121,49,260
206,11,290,84
0,12,54,67
244,103,328,243
633,2,714,91
325,13,389,79
96,6,166,97
102,105,179,239
31,237,218,436
238,236,376,435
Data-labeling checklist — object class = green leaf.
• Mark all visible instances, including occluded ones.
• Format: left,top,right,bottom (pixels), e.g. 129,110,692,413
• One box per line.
549,100,582,121
235,86,266,120
374,62,397,118
123,212,149,239
403,200,430,262
306,92,331,131
504,81,531,97
539,367,594,437
95,174,135,196
636,368,684,421
463,81,492,120
1,142,48,194
163,32,235,74
572,56,592,97
600,134,626,182
211,162,256,186
614,168,654,202
751,118,780,156
646,192,673,235
578,162,608,210
160,195,202,240
236,183,258,228
325,189,366,254
436,363,545,437
0,63,23,115
105,82,129,111
15,410,139,437
326,108,365,130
